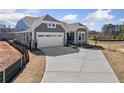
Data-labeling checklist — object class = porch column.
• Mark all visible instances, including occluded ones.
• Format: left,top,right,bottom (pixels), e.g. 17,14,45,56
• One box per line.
74,32,77,44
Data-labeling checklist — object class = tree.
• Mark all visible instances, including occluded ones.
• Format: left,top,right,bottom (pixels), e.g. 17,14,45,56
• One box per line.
101,24,115,34
93,35,98,46
113,35,116,40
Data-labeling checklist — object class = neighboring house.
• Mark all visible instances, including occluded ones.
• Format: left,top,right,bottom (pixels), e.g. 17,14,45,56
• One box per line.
0,28,15,40
0,32,14,40
15,15,88,49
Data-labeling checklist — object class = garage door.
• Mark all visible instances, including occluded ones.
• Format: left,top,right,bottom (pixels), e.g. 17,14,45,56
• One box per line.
36,32,64,48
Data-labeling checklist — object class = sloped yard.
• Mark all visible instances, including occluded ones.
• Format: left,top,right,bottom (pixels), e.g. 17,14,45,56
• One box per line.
89,40,124,82
0,41,21,71
0,41,46,83
13,50,46,83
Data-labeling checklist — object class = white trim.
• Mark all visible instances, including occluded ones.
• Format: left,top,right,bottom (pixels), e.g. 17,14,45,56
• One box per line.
22,20,30,28
41,21,60,24
74,32,77,43
14,31,32,33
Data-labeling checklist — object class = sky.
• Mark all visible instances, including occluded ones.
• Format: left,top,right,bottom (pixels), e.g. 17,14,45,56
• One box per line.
0,9,124,31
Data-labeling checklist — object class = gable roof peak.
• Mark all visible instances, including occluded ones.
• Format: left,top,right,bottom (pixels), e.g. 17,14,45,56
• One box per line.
45,14,51,17
42,14,60,22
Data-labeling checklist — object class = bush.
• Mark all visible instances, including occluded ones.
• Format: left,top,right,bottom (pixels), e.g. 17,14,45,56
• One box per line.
77,43,83,47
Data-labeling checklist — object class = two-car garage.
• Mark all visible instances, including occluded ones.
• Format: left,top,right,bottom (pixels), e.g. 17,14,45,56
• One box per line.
36,32,64,48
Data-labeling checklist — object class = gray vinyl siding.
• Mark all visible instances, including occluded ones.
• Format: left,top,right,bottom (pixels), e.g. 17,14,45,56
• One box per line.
34,23,65,32
15,32,32,47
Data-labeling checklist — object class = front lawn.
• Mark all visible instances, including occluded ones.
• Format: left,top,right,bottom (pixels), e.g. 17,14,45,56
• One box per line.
89,40,124,82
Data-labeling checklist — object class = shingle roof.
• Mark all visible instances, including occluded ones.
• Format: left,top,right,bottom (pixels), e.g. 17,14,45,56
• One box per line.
62,22,88,32
21,16,37,27
21,15,61,30
30,16,46,30
19,15,88,32
42,15,61,22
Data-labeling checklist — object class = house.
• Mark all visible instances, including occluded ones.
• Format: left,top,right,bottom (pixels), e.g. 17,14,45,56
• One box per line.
15,15,88,49
0,28,15,40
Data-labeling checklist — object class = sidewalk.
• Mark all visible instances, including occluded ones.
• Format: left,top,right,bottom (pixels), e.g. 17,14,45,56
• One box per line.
41,47,119,83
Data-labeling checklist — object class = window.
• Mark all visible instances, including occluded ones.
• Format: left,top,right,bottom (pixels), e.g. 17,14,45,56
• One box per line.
47,23,56,28
52,24,55,27
23,33,25,40
58,35,62,37
27,36,29,42
45,35,51,37
82,34,85,40
52,35,56,37
78,32,85,41
38,35,44,37
34,32,36,39
78,34,82,41
30,33,32,37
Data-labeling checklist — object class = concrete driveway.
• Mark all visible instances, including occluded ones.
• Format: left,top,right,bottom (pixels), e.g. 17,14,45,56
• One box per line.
41,47,119,83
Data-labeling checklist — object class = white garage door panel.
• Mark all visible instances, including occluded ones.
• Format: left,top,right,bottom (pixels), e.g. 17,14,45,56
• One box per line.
36,32,64,48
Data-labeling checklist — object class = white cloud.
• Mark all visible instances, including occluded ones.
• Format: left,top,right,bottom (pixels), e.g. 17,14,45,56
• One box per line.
0,9,40,26
83,22,96,30
60,14,77,23
89,22,95,26
83,9,114,30
0,9,16,14
120,18,124,22
23,9,40,15
84,9,114,22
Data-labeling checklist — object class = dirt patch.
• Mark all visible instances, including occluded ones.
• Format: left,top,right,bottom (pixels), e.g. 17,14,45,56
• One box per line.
0,41,22,71
13,50,46,83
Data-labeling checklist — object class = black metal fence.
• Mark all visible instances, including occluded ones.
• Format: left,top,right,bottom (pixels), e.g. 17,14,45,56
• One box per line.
0,71,3,83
